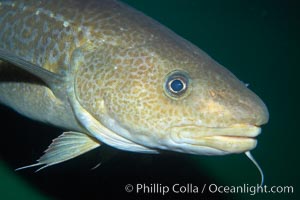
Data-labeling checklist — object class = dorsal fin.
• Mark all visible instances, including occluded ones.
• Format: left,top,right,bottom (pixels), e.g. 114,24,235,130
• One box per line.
0,48,65,87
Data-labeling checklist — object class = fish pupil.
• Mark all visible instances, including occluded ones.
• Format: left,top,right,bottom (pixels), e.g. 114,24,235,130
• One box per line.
170,79,184,92
164,70,190,98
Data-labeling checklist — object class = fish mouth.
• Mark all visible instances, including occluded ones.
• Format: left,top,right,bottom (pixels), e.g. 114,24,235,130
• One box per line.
167,124,261,154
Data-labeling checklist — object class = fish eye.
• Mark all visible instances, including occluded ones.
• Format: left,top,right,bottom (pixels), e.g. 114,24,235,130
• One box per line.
164,70,191,99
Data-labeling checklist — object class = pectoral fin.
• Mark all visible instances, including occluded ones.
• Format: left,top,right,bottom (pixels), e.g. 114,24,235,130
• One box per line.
16,131,100,172
0,48,66,91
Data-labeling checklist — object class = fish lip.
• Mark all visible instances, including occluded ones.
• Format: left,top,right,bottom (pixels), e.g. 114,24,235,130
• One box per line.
168,123,261,139
166,124,260,153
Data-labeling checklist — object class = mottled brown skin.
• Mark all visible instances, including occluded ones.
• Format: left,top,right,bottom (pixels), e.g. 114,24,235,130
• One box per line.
0,0,268,155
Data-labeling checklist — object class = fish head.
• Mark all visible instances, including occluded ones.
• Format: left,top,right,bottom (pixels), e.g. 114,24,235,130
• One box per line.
88,40,269,155
75,22,268,155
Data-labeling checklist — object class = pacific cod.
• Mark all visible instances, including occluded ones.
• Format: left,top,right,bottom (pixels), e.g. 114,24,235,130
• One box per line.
0,0,268,181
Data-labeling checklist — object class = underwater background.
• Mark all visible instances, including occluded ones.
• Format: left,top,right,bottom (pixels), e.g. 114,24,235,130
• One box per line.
0,0,298,199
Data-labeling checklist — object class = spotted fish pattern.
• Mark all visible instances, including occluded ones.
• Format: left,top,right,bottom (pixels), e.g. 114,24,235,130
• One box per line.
0,0,269,170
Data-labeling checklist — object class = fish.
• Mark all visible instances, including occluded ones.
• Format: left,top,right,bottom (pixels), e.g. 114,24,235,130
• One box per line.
0,0,268,183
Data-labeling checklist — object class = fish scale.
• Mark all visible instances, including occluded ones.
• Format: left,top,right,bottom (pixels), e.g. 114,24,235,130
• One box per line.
0,0,84,74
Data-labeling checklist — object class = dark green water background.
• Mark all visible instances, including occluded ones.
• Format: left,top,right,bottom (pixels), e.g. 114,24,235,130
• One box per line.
0,0,298,199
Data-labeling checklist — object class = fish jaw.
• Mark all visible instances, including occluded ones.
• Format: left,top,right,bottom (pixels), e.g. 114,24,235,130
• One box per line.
162,124,261,155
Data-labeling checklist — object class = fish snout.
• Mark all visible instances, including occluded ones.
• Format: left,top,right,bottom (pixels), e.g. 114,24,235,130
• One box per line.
254,99,269,126
233,91,269,127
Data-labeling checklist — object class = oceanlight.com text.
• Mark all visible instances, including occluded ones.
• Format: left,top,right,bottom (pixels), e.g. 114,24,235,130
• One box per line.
124,183,294,196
